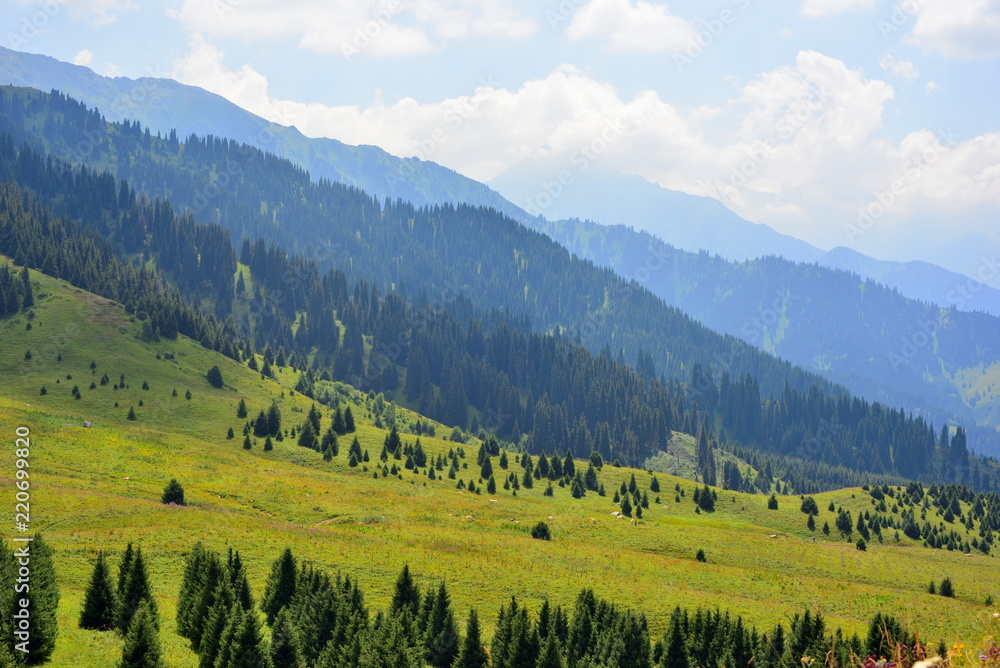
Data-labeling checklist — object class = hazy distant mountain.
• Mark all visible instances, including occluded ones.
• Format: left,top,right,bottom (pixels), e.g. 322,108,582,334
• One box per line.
534,217,1000,441
489,157,826,264
817,246,1000,318
0,45,525,221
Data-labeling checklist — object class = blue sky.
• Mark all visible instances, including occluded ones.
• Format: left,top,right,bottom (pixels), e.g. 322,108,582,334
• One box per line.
3,0,1000,271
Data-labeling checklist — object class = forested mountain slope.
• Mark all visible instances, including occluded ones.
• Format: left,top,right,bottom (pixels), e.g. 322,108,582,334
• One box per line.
2,85,998,494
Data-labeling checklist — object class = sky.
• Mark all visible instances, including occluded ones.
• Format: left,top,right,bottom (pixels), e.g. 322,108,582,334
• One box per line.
2,0,1000,271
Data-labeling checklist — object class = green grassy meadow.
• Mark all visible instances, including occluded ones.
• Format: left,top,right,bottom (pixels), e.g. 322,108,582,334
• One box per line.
1,268,999,667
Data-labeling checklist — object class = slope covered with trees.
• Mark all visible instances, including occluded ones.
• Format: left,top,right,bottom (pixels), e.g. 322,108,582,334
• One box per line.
1,85,998,494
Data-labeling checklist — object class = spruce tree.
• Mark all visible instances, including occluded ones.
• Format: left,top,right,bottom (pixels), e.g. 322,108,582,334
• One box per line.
424,582,460,667
332,408,347,435
20,266,33,308
80,551,117,631
344,406,356,432
453,609,489,668
270,607,302,668
661,607,689,668
206,365,224,388
297,421,317,450
939,577,955,598
237,399,248,418
118,600,164,668
261,548,298,625
6,534,60,663
536,634,565,668
390,565,422,617
214,602,271,668
118,547,156,634
196,580,235,667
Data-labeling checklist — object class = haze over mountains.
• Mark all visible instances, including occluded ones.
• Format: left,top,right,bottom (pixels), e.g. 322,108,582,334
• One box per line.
2,46,1000,456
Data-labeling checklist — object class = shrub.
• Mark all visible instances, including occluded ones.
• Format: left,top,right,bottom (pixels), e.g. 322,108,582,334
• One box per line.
696,549,707,562
531,521,551,541
161,479,185,505
206,365,224,388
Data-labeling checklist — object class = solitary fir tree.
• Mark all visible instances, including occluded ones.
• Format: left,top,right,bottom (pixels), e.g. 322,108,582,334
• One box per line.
161,478,185,505
206,365,224,388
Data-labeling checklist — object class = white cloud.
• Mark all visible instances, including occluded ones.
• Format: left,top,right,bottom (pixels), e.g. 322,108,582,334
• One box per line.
800,0,875,18
171,40,1000,252
172,36,701,181
925,80,938,93
72,49,94,67
908,0,1000,59
104,63,122,77
171,0,535,59
878,54,919,79
565,0,699,54
44,0,134,26
776,28,794,38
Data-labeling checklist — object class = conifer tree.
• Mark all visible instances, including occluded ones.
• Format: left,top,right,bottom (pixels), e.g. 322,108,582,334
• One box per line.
214,602,271,668
118,547,156,634
161,478,185,505
206,365,224,388
117,543,135,608
480,455,493,480
661,607,689,668
237,399,248,418
20,266,33,309
270,607,303,668
196,580,235,667
297,421,317,450
536,634,565,668
332,408,347,435
390,565,422,617
261,548,298,625
424,582,460,667
453,609,489,668
80,551,117,631
118,600,164,668
344,406,356,432
5,534,60,663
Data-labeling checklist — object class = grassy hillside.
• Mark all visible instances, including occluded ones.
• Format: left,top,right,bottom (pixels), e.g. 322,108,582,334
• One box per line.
2,264,999,667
